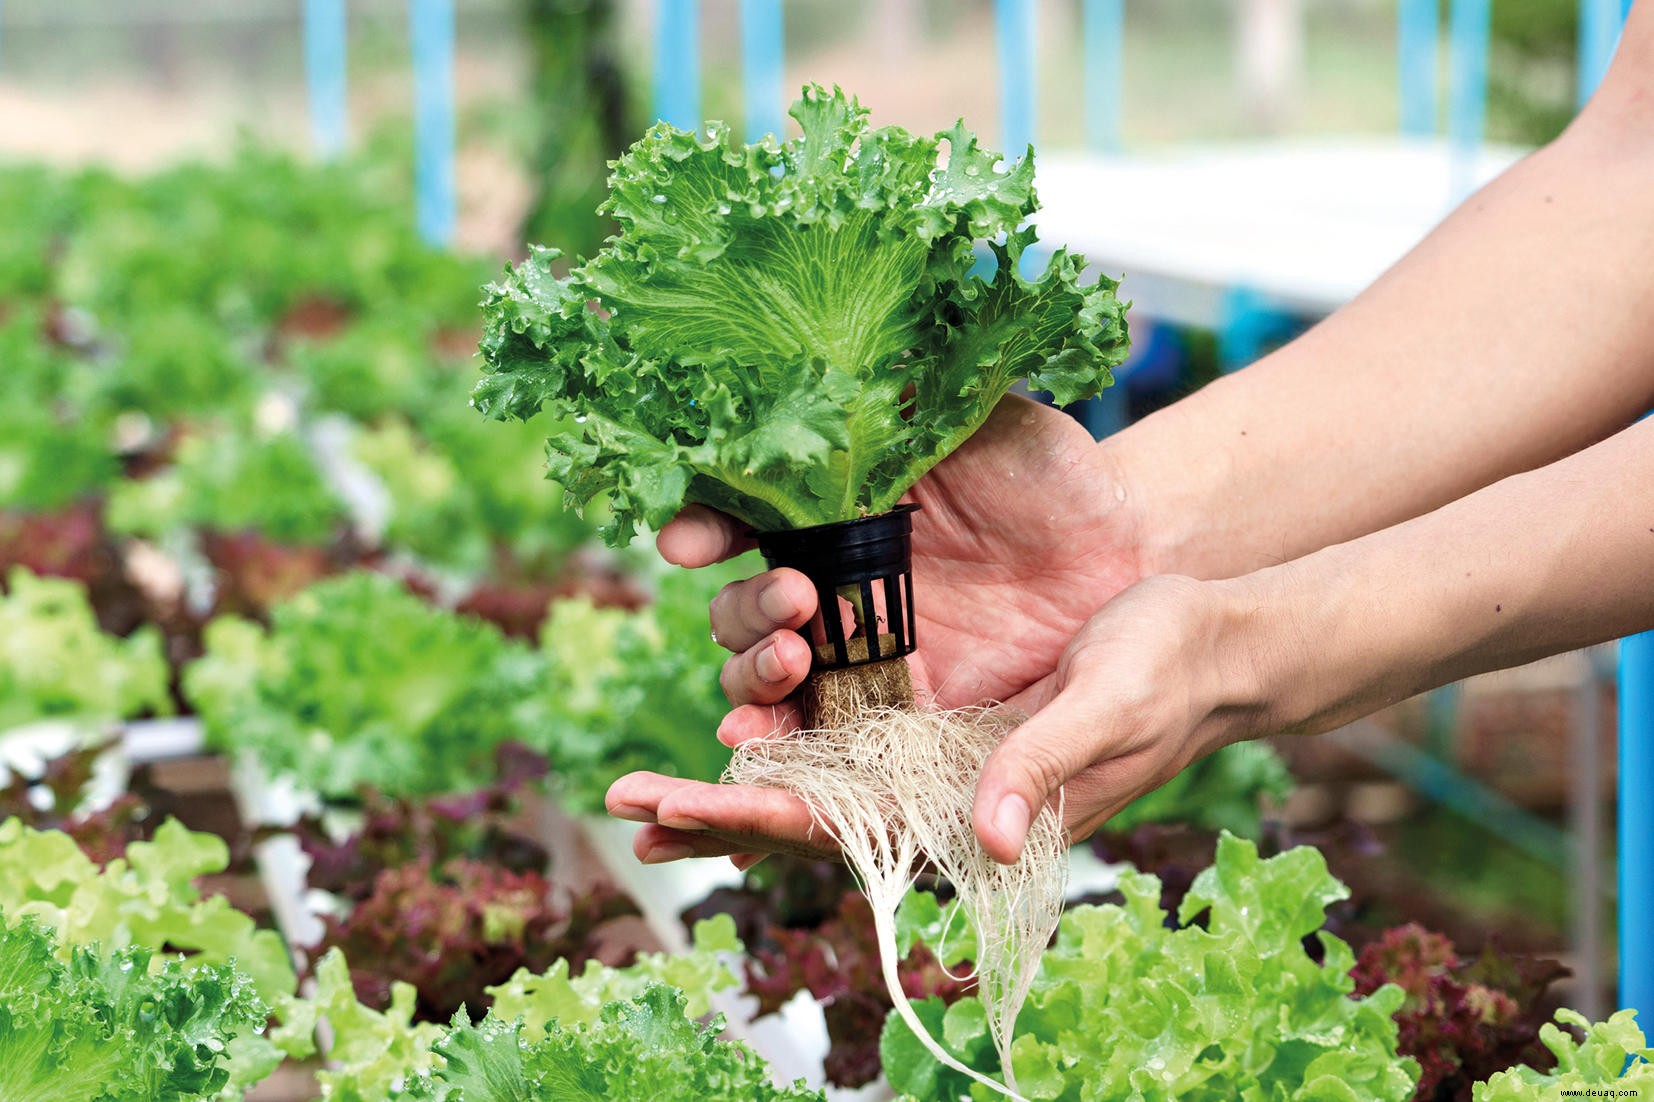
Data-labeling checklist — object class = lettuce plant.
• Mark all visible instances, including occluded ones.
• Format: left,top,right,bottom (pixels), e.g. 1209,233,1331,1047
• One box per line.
1473,1009,1653,1100
1351,924,1567,1100
310,857,640,1023
476,84,1129,543
283,915,747,1099
0,817,294,1003
884,833,1420,1101
410,985,823,1101
0,916,267,1102
0,567,170,731
186,571,545,798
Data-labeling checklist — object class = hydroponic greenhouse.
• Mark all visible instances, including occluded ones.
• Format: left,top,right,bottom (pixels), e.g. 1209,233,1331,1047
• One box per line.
2,1,1651,1099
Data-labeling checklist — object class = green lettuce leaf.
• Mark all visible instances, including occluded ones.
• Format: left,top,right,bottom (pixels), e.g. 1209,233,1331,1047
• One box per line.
533,557,753,809
0,914,266,1102
886,833,1419,1101
0,817,296,1005
1107,741,1293,837
414,985,823,1102
186,571,544,799
297,915,746,1099
0,567,171,731
105,421,346,547
477,84,1129,543
1472,1009,1654,1100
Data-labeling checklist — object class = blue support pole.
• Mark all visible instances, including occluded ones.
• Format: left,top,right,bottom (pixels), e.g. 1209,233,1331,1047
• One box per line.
1082,0,1123,153
1398,0,1439,135
995,0,1036,158
1446,0,1490,202
740,0,783,142
1578,0,1630,106
410,0,456,246
654,0,700,130
304,0,349,159
1218,286,1297,372
1619,633,1654,1030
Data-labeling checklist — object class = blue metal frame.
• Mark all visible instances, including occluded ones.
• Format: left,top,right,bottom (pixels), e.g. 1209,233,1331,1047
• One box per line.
409,0,455,246
995,0,1036,158
304,0,349,159
1446,0,1490,201
1397,0,1439,135
740,0,784,142
1579,0,1627,106
654,0,701,130
1082,0,1123,153
1619,634,1653,1032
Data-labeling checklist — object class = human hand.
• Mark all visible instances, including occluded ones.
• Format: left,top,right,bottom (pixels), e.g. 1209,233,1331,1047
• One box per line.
606,395,1215,865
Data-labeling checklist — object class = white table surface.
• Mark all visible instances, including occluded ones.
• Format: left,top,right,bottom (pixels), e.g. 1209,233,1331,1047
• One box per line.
1031,136,1527,326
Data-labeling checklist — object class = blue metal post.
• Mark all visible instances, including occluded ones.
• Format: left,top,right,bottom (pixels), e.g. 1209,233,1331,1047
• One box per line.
410,0,455,246
740,0,783,142
1578,0,1630,106
1446,0,1490,202
995,0,1036,158
304,0,349,159
1619,633,1654,1029
1398,0,1439,135
654,0,701,130
1082,0,1123,153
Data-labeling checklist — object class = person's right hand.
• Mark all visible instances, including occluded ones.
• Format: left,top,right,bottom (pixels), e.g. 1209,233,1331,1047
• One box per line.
607,394,1149,861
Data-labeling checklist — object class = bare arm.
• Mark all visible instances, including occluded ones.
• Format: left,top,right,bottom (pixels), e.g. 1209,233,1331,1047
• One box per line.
1238,412,1654,737
1108,5,1654,581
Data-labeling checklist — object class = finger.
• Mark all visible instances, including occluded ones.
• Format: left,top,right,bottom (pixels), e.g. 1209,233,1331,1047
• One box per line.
654,781,837,860
656,505,756,567
716,703,802,747
708,568,817,653
719,629,813,706
972,691,1112,865
731,853,765,872
632,823,748,863
606,770,695,822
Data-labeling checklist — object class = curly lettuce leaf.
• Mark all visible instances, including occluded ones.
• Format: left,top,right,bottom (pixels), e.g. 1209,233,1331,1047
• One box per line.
0,568,171,731
186,571,544,799
295,915,745,1099
477,85,1129,543
0,915,267,1102
415,984,822,1102
1106,740,1293,837
885,833,1419,1101
486,913,744,1031
106,421,346,547
0,817,295,1004
1473,1009,1654,1100
534,556,753,809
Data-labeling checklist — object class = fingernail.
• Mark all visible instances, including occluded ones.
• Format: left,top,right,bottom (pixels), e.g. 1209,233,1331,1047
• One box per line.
754,643,787,683
641,843,694,864
758,582,795,624
607,802,654,823
731,853,763,872
658,814,710,831
992,794,1030,855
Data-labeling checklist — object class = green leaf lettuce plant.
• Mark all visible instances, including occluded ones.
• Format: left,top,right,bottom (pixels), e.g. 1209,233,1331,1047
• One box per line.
885,833,1421,1102
475,84,1128,544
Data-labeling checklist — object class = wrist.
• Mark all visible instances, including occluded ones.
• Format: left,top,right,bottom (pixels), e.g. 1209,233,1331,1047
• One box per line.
1191,572,1304,748
1097,392,1243,581
1212,542,1445,740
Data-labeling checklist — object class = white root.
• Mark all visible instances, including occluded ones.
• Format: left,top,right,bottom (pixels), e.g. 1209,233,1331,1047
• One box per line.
727,704,1067,1101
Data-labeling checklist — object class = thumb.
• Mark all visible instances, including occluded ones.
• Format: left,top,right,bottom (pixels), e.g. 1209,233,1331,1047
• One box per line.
972,692,1100,865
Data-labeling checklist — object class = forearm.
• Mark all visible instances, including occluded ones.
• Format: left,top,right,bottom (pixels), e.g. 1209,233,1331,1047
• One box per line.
1222,414,1654,739
1105,15,1654,581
